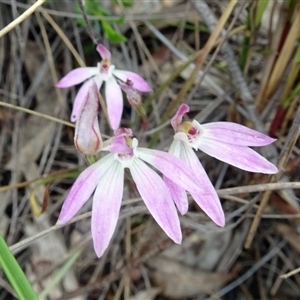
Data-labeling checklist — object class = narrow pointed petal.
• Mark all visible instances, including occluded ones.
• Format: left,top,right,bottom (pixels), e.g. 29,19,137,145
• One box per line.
130,159,182,244
171,103,190,131
105,77,123,130
57,154,114,224
197,138,278,174
96,44,111,61
179,142,225,226
164,176,188,215
74,81,102,155
92,160,124,258
113,70,152,92
137,148,205,195
56,67,98,88
201,121,277,146
164,140,188,214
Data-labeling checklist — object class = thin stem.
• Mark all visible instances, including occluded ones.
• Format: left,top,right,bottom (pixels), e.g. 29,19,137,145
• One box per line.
77,0,100,44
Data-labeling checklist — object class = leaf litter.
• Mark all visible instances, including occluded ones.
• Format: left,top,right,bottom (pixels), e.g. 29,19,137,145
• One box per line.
1,0,300,299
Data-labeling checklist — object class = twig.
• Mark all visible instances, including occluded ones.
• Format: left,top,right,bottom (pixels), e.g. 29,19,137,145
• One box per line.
41,11,85,67
281,267,300,279
0,100,75,128
191,0,272,137
245,98,300,249
165,0,238,119
10,179,300,254
0,0,46,38
217,181,300,196
202,240,286,300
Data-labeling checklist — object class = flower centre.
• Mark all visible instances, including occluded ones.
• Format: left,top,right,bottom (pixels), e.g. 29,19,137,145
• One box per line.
99,61,115,81
177,121,201,144
115,137,135,168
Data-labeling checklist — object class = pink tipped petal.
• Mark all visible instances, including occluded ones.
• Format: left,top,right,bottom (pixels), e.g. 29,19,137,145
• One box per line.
105,77,123,130
130,159,182,243
92,160,124,258
179,142,225,226
198,138,278,174
138,148,205,195
56,67,98,88
113,70,152,92
57,155,114,224
171,103,190,131
96,44,111,61
201,121,277,146
74,82,102,155
164,176,188,215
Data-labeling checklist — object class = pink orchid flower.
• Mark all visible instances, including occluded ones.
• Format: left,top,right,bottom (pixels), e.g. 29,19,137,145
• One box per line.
57,128,206,258
74,80,102,155
165,104,278,226
56,44,152,130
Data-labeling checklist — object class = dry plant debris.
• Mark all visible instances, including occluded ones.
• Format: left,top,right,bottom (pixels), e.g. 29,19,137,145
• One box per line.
0,0,300,299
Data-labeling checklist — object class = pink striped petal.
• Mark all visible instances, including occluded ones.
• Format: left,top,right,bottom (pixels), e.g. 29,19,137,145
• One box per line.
56,67,98,88
96,44,111,61
74,81,102,155
105,77,123,130
137,148,205,196
198,138,278,174
179,141,225,226
164,140,188,215
71,79,92,122
71,77,103,122
201,121,276,146
164,176,188,215
92,160,124,258
113,70,152,92
130,159,182,243
171,103,190,131
57,154,114,224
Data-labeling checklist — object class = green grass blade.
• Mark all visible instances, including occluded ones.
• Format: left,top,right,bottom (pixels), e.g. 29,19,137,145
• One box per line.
0,235,38,300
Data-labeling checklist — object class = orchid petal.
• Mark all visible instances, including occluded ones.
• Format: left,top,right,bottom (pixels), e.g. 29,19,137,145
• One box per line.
164,140,188,215
92,160,124,258
71,79,92,122
171,103,190,131
74,81,102,155
179,141,225,226
164,176,188,215
197,138,278,174
55,67,98,88
57,154,114,224
113,70,152,92
96,44,111,61
117,80,141,106
105,77,123,130
130,158,182,243
201,121,277,146
137,148,205,195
